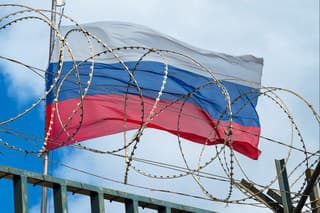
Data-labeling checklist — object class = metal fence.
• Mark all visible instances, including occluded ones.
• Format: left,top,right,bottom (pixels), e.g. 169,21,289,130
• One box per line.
0,165,215,213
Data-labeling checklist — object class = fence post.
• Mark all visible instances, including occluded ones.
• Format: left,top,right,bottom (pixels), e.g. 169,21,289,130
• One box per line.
275,159,293,213
13,175,28,213
294,162,320,212
125,199,139,213
158,206,171,213
90,191,105,213
305,169,320,213
53,183,68,213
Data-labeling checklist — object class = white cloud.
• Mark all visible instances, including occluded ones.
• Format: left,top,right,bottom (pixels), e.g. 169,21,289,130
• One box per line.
0,1,50,102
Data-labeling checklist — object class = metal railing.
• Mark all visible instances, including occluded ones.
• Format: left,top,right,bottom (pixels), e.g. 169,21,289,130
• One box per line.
0,165,215,213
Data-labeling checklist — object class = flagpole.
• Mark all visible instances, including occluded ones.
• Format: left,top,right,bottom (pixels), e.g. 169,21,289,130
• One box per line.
41,0,57,212
41,152,49,213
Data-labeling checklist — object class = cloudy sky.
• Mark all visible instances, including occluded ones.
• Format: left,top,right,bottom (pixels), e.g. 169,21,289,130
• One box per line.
0,1,319,212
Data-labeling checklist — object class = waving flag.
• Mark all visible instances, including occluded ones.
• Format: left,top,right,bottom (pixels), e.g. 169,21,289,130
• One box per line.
45,21,263,159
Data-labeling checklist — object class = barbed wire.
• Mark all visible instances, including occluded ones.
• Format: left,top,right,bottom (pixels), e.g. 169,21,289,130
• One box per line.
0,4,319,211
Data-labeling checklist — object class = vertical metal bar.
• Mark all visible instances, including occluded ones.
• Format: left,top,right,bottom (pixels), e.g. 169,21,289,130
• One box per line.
158,206,171,213
275,159,293,213
294,162,320,212
90,191,105,213
53,184,68,213
13,175,28,213
48,0,57,63
306,169,320,213
41,153,49,213
125,199,139,213
42,0,57,209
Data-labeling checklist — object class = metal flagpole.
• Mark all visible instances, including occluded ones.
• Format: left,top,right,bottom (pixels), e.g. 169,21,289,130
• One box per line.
41,153,49,213
41,0,57,212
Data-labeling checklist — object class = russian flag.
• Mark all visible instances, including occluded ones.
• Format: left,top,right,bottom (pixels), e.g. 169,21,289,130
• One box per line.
45,22,263,160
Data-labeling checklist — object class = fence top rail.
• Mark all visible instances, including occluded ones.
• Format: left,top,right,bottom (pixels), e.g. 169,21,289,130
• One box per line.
0,164,215,213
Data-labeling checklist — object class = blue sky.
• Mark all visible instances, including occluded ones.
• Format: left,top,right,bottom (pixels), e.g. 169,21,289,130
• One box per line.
0,1,319,212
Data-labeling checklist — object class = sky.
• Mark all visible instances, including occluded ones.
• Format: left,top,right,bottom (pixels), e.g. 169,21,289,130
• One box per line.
0,1,319,213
